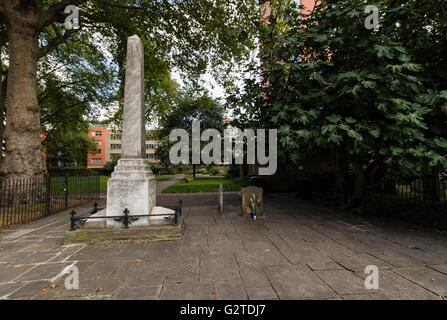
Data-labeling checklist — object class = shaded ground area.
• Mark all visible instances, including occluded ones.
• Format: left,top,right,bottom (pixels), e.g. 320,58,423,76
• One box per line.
0,193,446,300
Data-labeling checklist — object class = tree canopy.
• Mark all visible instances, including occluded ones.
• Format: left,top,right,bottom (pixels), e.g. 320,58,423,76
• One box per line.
231,0,447,206
0,0,260,177
154,91,225,166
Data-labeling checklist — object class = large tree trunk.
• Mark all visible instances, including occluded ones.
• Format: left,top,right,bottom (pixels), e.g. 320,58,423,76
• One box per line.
0,2,46,179
0,72,6,147
0,21,7,144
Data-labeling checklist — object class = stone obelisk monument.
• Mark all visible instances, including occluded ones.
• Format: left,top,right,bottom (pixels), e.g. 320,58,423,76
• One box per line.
106,35,156,228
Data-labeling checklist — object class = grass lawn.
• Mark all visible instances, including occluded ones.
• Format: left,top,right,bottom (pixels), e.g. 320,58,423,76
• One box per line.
162,177,241,193
49,176,101,194
99,175,174,192
155,175,175,181
100,176,108,192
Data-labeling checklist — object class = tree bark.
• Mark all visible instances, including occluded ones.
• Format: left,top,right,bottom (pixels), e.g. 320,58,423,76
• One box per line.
0,72,6,148
0,1,46,179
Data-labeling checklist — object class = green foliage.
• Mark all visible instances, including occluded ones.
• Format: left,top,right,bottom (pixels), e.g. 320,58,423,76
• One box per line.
163,177,241,193
104,155,120,174
232,0,447,205
100,176,109,192
208,166,220,176
155,91,226,165
40,73,98,167
0,0,260,176
199,168,208,174
54,0,259,125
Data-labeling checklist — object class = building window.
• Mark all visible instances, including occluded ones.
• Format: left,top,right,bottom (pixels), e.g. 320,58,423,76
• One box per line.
92,131,102,137
95,140,102,146
111,153,120,159
111,144,121,150
91,149,102,155
146,153,155,159
146,144,158,150
91,158,102,164
111,134,122,140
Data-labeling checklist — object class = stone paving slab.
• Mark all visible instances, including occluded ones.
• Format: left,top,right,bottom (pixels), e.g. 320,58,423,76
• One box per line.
115,285,162,300
329,253,393,272
367,249,427,268
246,286,278,300
240,267,271,288
235,249,289,268
315,269,374,295
394,266,447,296
0,195,446,300
428,264,447,275
200,253,240,283
160,282,213,300
215,281,248,300
264,265,336,299
369,270,439,300
8,280,51,299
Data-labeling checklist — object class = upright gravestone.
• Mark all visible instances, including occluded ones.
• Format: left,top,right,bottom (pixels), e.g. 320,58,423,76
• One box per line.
106,35,156,228
218,184,223,214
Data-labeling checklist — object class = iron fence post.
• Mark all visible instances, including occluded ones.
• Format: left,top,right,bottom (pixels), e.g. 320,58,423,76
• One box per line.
45,174,51,216
173,207,178,225
97,175,100,199
69,210,77,231
178,200,183,216
64,172,69,210
123,208,130,229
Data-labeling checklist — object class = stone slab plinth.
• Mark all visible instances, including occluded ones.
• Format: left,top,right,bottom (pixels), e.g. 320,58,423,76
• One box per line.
64,217,184,244
106,158,156,228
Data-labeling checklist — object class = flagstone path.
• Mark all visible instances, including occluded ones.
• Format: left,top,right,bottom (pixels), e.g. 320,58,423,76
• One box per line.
0,193,446,300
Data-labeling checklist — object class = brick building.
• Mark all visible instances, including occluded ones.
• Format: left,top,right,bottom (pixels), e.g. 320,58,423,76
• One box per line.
87,126,159,168
87,126,107,168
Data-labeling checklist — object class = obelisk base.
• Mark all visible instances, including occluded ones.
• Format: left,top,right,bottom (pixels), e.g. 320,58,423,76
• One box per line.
106,158,156,228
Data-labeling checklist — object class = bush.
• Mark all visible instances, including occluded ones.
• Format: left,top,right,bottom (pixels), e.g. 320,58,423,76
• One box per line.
199,168,208,174
151,166,161,175
104,156,120,174
231,177,247,188
166,167,176,175
209,167,219,176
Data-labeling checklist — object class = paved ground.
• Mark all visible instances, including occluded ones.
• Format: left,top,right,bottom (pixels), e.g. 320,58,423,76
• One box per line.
0,192,446,300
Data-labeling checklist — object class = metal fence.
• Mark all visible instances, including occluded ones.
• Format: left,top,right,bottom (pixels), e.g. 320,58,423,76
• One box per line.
0,174,100,230
366,175,447,210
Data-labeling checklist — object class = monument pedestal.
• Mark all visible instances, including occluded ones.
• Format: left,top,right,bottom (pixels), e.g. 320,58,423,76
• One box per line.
64,217,184,244
106,158,156,228
64,35,184,244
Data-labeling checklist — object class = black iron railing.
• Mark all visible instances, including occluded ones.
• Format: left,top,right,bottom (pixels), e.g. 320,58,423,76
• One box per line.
366,176,447,210
0,174,100,229
69,200,183,231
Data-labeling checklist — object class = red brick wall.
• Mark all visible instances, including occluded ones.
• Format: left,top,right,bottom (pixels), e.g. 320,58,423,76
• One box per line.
87,126,106,168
